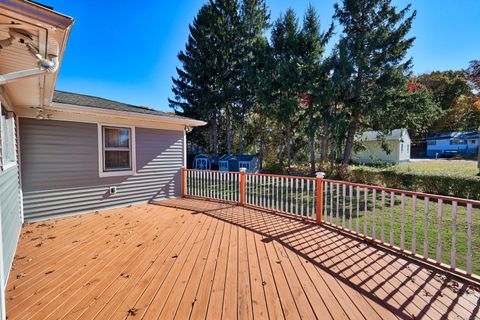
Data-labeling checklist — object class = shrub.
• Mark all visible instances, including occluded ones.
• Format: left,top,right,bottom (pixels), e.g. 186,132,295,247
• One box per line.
349,167,480,199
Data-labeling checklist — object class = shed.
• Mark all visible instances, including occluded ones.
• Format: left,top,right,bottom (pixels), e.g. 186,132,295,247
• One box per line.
352,129,411,164
193,154,219,170
218,154,259,173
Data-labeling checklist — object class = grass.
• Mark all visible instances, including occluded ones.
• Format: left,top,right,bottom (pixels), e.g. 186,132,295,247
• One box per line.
353,159,479,178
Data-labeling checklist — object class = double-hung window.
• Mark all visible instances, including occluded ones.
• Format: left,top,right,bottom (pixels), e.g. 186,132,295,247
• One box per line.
0,106,17,171
98,124,136,177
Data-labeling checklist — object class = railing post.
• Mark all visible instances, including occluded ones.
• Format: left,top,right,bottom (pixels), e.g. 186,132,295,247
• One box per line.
315,172,325,224
240,168,246,206
181,167,187,198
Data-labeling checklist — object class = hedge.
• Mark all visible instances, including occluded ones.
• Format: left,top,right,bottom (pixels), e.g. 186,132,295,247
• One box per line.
349,168,480,200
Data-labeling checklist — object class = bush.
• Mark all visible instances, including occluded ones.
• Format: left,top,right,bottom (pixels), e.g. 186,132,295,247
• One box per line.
349,167,480,199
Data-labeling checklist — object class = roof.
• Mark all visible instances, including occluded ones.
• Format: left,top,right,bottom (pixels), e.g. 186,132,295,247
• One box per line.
219,154,257,161
357,129,409,141
52,91,205,126
427,131,479,140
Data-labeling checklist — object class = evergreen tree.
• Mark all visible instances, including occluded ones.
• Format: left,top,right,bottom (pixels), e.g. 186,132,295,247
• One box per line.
334,0,417,176
299,5,333,174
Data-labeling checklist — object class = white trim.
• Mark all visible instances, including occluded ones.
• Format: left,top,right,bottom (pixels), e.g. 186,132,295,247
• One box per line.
183,129,187,168
51,102,206,127
97,123,136,178
15,115,24,223
0,198,5,320
15,105,188,132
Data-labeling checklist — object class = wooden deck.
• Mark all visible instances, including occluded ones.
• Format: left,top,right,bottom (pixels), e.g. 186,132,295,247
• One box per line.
6,198,480,320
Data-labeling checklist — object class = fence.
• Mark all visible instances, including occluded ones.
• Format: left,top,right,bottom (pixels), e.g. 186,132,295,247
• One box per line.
182,168,480,279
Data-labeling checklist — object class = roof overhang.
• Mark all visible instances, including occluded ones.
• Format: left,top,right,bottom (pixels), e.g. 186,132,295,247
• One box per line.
0,0,74,110
15,102,206,131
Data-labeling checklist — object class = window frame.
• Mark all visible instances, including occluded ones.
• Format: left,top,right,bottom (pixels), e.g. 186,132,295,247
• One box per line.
97,123,136,178
239,161,250,170
0,106,17,171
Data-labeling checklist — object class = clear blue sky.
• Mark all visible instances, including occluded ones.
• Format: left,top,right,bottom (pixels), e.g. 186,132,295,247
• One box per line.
47,0,480,111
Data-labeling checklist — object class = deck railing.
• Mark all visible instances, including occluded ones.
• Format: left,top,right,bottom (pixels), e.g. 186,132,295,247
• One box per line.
182,168,480,280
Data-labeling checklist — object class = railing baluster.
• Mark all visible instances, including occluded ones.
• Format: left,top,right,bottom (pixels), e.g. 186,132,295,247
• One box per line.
349,186,353,231
305,180,310,217
390,192,395,246
336,184,340,226
423,197,429,259
301,179,305,216
312,180,316,219
412,195,417,255
372,189,376,240
330,182,334,223
356,186,360,233
364,188,368,237
451,201,457,269
342,184,346,228
400,193,405,251
280,177,284,212
436,199,443,264
295,179,299,216
324,181,327,218
467,203,473,275
381,190,385,243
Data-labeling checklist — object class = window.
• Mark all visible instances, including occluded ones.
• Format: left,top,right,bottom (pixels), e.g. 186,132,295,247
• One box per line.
450,139,466,145
239,161,250,170
0,106,16,171
427,141,436,146
471,140,477,144
98,124,136,177
219,161,228,170
400,143,404,152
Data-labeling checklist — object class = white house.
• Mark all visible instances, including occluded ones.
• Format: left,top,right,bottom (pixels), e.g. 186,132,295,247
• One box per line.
352,129,411,164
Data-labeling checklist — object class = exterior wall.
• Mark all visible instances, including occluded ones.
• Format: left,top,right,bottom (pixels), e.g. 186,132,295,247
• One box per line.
427,138,479,158
352,140,400,164
20,118,185,221
0,165,22,284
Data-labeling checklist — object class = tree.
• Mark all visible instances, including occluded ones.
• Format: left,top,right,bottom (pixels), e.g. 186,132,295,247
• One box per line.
298,5,333,174
170,4,220,153
270,8,303,172
333,0,417,176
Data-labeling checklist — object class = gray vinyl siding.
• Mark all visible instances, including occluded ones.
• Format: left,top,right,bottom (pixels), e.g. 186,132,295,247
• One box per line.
20,118,185,221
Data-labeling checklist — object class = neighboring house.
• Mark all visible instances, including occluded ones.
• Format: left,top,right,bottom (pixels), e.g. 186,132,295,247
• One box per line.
426,131,479,158
352,129,411,164
0,2,204,318
219,154,259,173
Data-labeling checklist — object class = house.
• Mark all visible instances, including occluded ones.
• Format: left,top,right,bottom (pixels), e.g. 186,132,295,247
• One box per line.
0,1,204,318
218,154,259,173
352,129,411,164
193,154,219,170
426,131,479,158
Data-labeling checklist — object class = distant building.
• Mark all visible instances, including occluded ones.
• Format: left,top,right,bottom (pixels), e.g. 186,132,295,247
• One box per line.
426,131,479,158
352,129,411,164
218,155,259,173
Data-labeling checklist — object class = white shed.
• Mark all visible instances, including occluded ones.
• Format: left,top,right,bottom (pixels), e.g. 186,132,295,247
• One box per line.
352,129,411,164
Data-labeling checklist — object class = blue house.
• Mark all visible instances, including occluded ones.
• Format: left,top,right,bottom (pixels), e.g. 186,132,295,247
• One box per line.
218,155,259,173
426,131,479,158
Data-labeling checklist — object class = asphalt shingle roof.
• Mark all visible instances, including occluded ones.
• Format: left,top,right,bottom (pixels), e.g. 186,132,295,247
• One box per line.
53,90,197,122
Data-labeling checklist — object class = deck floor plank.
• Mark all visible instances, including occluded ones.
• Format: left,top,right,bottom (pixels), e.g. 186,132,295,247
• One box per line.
5,199,480,320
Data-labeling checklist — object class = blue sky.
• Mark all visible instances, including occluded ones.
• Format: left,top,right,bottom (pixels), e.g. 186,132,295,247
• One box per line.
47,0,480,111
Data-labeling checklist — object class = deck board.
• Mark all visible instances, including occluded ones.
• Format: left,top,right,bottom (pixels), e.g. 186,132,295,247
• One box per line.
6,199,480,320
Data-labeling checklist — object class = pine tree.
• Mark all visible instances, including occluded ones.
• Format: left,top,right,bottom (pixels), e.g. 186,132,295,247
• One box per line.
299,5,333,174
333,0,417,176
270,8,302,171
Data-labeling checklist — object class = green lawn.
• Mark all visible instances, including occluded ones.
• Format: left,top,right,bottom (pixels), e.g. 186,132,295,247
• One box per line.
367,159,479,178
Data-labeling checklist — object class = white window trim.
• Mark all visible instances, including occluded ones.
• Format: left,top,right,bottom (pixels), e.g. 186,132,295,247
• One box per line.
97,123,136,178
239,161,250,169
0,107,17,172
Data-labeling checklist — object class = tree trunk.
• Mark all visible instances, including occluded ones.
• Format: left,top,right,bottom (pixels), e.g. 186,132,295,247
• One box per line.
259,131,264,170
320,123,328,164
341,111,360,176
309,137,315,175
212,112,218,155
287,123,292,172
226,105,232,155
239,115,244,155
